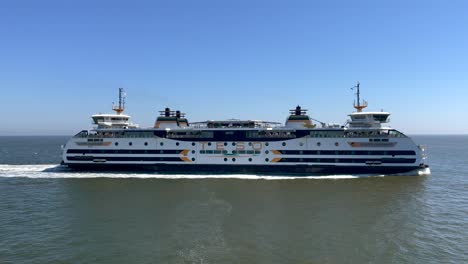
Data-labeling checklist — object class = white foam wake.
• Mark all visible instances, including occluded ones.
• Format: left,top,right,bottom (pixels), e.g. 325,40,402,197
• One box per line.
0,164,382,179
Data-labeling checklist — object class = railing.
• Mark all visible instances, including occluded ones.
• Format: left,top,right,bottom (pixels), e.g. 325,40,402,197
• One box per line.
74,131,155,139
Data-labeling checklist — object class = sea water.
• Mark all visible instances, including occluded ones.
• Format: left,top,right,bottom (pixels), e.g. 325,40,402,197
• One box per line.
0,136,467,263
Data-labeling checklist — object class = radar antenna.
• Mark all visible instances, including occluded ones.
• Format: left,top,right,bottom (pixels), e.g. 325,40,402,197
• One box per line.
112,88,126,114
351,82,368,112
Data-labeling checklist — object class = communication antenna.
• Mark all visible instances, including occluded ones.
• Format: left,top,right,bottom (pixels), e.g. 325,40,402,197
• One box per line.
351,82,368,112
112,88,126,114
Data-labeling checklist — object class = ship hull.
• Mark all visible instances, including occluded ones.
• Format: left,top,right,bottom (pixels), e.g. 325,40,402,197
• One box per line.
63,128,430,176
64,163,427,176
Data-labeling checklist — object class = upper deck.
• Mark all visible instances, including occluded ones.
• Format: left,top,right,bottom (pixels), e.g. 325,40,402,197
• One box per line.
73,126,408,143
190,120,282,129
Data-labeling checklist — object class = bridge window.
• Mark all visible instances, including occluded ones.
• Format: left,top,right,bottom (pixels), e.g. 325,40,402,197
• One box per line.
388,130,406,138
373,115,389,122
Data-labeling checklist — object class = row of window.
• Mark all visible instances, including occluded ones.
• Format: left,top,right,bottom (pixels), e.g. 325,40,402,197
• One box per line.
114,142,149,146
369,138,389,142
87,138,104,142
167,131,214,138
310,130,406,138
246,131,296,138
112,141,288,147
224,158,256,162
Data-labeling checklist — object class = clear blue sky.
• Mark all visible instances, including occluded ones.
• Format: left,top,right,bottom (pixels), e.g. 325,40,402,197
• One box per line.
1,0,467,135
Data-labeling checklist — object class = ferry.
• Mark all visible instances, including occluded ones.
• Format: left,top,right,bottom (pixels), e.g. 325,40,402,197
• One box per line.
61,85,430,175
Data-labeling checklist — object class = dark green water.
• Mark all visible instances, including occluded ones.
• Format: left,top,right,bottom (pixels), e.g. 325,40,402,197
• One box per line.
0,136,467,263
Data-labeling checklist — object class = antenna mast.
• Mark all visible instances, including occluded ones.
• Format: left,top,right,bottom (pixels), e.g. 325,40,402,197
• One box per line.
112,88,125,114
353,82,367,112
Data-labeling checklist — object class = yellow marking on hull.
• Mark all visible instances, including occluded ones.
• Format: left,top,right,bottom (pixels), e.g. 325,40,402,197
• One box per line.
180,157,192,162
180,149,190,156
271,158,282,163
271,150,281,155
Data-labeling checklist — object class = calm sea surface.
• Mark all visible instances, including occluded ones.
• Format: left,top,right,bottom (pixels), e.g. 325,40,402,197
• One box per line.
0,135,467,263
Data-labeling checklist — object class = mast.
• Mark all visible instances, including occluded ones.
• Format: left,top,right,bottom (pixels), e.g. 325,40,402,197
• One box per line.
112,88,126,114
353,82,367,112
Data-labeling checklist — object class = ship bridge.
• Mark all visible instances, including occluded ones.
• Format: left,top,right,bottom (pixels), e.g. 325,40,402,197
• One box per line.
348,112,391,128
346,82,391,129
91,88,138,129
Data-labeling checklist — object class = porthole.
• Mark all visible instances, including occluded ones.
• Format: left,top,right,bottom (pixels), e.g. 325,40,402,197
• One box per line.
192,150,195,154
191,158,195,161
232,142,236,146
265,142,269,146
224,142,228,146
248,158,252,162
317,142,321,147
248,142,252,146
115,142,119,146
265,158,269,162
144,142,148,146
282,142,286,146
224,158,228,162
265,150,269,154
176,142,180,146
160,142,164,146
192,142,195,146
129,142,133,146
232,158,236,162
335,142,339,146
208,142,212,146
299,142,304,146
